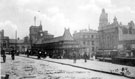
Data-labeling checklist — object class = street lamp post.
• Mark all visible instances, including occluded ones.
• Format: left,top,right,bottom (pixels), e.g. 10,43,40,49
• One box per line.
15,30,17,53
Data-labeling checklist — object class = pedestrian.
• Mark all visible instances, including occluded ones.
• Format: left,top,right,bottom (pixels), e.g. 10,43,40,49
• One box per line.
84,52,87,63
11,48,15,60
73,50,76,63
121,67,125,76
5,73,9,79
43,50,47,58
38,50,41,59
27,49,30,57
1,49,6,63
26,49,29,57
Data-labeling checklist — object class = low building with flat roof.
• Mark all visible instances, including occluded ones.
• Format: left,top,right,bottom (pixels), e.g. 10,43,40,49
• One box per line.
34,28,80,59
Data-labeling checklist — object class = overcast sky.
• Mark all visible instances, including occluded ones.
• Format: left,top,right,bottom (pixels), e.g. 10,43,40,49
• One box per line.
0,0,135,39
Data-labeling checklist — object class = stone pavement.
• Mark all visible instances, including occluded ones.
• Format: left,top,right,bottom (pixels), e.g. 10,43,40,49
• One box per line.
20,54,135,78
1,55,131,79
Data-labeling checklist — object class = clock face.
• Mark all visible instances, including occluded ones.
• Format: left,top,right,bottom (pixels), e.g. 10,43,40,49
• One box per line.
40,33,43,36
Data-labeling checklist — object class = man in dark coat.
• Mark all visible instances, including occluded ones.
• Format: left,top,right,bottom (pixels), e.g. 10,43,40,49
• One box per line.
84,52,87,63
38,50,41,59
73,51,77,63
11,48,15,60
1,49,6,63
27,49,31,57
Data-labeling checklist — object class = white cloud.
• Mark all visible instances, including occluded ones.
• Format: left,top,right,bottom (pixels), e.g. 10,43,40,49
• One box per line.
1,0,135,38
47,7,60,14
95,0,111,6
17,0,43,6
0,21,18,30
23,7,77,36
0,21,18,38
78,0,100,11
17,0,31,6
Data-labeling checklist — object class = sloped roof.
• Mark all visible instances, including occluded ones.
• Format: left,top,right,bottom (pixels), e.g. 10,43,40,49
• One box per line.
9,39,24,43
40,28,74,44
63,28,74,40
43,36,63,43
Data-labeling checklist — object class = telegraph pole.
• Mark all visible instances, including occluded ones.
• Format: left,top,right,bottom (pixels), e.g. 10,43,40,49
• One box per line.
34,16,36,26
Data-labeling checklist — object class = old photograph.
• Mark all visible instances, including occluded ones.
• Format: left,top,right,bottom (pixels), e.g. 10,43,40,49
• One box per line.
0,0,135,79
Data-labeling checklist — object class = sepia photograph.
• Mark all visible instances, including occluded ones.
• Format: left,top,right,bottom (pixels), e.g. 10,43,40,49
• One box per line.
0,0,135,79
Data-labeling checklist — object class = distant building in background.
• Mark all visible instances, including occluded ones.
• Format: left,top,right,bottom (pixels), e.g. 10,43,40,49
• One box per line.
3,36,9,50
0,30,9,52
0,29,30,53
0,30,4,52
73,28,98,57
9,37,30,52
98,9,135,51
118,21,135,50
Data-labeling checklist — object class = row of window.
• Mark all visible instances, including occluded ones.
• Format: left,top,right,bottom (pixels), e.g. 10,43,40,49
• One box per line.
83,41,95,45
78,34,97,39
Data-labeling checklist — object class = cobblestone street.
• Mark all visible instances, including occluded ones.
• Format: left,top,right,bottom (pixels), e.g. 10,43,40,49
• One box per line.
1,55,131,79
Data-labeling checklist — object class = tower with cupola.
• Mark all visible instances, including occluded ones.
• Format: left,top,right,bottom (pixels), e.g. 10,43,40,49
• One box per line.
98,8,108,30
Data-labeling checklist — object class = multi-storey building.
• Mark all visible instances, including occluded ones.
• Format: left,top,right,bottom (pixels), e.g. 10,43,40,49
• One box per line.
118,21,135,50
73,29,98,57
29,22,54,48
98,9,135,51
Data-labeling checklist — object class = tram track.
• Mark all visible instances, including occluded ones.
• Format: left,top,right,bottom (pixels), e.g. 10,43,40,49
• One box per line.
19,55,135,79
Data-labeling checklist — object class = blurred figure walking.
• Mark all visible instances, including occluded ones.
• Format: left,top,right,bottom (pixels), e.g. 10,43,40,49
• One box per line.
84,52,87,63
73,50,76,63
38,50,41,59
1,49,6,63
11,48,15,60
27,49,31,57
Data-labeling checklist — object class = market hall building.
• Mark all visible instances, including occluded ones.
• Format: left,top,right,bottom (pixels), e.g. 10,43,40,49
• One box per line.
30,24,81,58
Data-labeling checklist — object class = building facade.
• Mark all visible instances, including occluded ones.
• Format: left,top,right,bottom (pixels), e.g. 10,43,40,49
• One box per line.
29,22,54,48
118,21,135,50
98,9,135,51
0,30,4,52
2,36,9,50
34,28,80,59
73,29,98,57
9,37,30,53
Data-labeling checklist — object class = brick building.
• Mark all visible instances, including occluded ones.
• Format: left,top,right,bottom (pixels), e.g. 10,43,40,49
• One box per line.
29,22,54,48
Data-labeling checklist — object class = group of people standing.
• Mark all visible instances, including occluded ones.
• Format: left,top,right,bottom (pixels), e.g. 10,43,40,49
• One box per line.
26,49,47,59
1,48,16,63
73,51,88,63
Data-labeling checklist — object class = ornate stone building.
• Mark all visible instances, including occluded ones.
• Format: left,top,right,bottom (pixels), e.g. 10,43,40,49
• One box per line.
98,8,135,51
73,28,98,57
118,21,135,50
